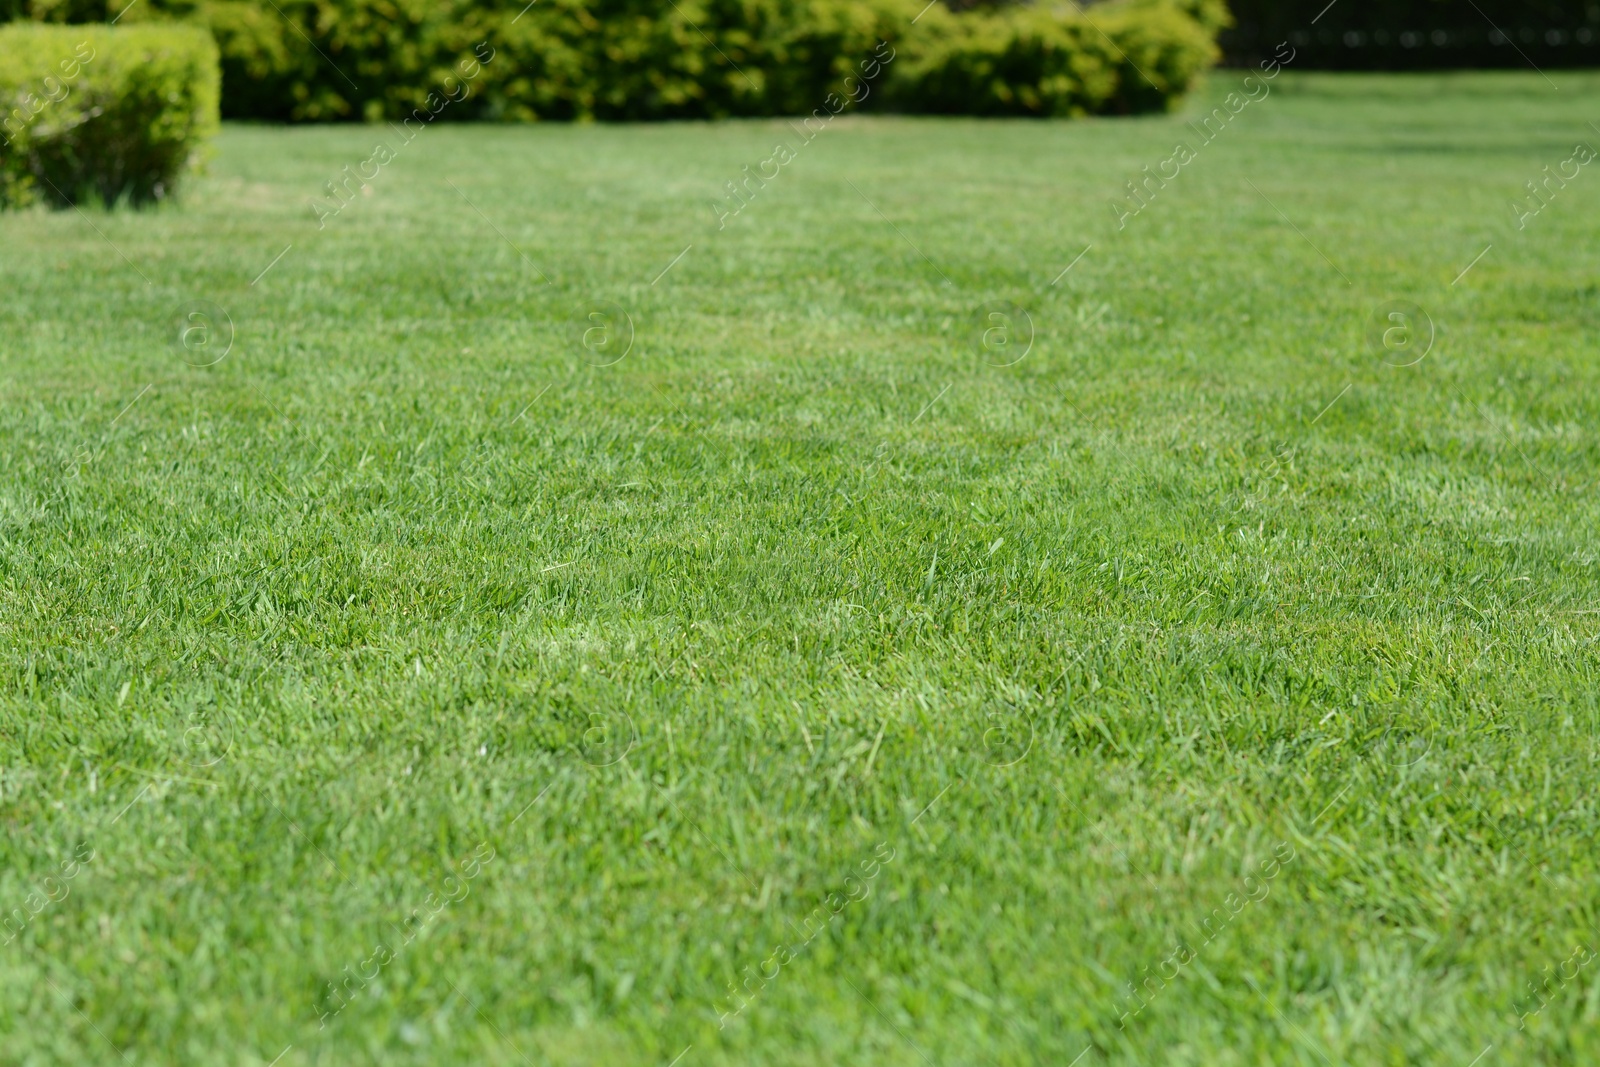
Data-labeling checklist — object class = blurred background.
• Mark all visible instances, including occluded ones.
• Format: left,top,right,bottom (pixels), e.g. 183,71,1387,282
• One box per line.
1220,0,1599,68
6,0,1598,69
3,1,1597,126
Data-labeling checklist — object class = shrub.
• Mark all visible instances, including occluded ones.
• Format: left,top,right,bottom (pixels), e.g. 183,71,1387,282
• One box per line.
144,0,919,122
3,0,1221,123
884,0,1222,118
0,23,220,207
489,0,923,121
133,0,1217,122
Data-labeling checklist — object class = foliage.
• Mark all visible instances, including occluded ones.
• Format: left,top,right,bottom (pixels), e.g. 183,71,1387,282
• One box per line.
105,0,923,122
479,0,920,122
0,22,219,207
2,0,1222,121
885,0,1221,117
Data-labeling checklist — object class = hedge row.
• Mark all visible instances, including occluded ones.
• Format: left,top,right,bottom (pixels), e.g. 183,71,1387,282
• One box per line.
890,0,1225,117
0,24,219,207
5,0,1224,121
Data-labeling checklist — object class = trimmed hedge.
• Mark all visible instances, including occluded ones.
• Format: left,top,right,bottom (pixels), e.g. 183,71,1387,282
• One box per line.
0,23,219,207
2,1,1223,123
129,0,919,122
485,0,919,122
183,0,1219,121
886,0,1224,117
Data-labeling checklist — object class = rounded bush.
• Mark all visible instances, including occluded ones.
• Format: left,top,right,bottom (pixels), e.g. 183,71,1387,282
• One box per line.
0,23,220,207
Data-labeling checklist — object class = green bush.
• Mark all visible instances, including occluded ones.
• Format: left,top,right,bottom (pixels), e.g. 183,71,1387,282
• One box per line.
154,0,491,122
3,1,1222,123
0,23,220,207
884,0,1223,117
484,0,917,122
136,0,919,122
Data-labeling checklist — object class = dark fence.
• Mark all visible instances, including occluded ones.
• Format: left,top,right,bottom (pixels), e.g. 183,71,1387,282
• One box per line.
7,1,1597,71
1220,0,1600,68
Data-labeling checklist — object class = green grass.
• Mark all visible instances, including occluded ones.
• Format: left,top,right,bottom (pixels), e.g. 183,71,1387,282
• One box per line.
3,68,1600,1066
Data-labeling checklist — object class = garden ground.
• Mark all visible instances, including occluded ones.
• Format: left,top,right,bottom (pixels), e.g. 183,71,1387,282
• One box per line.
1,69,1599,1066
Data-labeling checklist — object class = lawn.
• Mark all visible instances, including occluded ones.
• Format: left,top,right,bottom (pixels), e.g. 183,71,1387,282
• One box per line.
2,68,1599,1066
